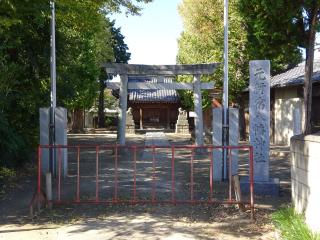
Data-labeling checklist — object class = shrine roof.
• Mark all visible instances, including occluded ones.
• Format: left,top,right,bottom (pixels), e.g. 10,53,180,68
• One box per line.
128,76,180,103
271,61,320,88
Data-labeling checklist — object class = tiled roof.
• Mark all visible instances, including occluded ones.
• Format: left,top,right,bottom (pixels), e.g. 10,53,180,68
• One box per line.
271,61,320,88
128,76,180,103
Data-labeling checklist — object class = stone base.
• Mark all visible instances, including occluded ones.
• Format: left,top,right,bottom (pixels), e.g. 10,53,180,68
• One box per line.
126,125,135,134
240,177,279,196
175,125,189,134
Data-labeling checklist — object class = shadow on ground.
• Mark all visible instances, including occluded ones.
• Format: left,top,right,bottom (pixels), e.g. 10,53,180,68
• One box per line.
0,133,291,240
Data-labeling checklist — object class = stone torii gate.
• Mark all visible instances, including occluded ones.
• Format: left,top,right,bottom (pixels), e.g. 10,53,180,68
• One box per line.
103,63,219,145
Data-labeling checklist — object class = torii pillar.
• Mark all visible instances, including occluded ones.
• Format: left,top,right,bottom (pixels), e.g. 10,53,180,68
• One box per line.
193,74,204,146
118,74,128,145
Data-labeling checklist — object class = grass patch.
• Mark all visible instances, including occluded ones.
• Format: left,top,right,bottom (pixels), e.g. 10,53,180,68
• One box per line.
272,207,320,240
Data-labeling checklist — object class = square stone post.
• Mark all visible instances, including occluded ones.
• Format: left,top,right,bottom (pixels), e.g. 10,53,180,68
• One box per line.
249,60,270,182
140,108,143,130
212,107,239,180
212,108,223,180
193,74,204,146
242,60,279,195
118,74,128,145
40,107,67,176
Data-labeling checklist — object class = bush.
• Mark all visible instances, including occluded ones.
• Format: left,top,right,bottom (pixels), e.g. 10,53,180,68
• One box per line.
0,166,16,196
0,113,28,168
272,207,320,240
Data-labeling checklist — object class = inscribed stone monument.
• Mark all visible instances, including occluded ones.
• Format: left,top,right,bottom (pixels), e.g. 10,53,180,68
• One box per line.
249,60,270,182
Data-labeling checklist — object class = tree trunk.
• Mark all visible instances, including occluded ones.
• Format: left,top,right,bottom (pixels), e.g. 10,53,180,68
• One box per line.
303,7,318,134
98,79,105,128
72,108,84,133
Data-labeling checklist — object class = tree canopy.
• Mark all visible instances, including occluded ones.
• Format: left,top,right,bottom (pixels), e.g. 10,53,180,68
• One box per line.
0,0,149,167
239,0,320,133
177,0,302,109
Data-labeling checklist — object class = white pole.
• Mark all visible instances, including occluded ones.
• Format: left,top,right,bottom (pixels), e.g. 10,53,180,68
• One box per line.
50,0,56,108
49,0,56,174
222,0,229,180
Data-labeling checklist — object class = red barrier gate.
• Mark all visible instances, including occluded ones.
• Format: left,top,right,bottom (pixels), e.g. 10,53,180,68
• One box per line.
31,145,254,218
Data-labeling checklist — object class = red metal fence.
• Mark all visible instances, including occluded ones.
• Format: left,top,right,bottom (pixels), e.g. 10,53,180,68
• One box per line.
32,144,254,218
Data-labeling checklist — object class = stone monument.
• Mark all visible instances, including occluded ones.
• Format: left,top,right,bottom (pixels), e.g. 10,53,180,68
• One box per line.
175,108,190,134
212,108,239,180
243,60,279,195
126,107,135,134
40,107,68,176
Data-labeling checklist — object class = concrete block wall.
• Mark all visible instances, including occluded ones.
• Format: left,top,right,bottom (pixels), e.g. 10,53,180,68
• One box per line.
291,133,320,233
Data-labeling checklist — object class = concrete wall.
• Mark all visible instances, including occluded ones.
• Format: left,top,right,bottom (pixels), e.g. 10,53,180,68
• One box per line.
274,87,304,145
291,133,320,233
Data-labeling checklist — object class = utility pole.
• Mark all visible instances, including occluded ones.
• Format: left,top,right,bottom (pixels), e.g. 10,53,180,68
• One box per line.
222,0,229,180
49,0,57,174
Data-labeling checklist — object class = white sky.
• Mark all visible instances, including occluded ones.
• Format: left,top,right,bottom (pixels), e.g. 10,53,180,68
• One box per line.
111,1,320,64
111,0,183,65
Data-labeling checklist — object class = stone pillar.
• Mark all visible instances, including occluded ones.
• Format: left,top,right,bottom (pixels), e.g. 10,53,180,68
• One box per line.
166,107,170,129
229,108,239,175
193,74,204,146
293,107,302,136
212,107,239,180
212,108,223,180
40,107,68,176
55,107,68,176
139,108,143,130
40,108,50,174
249,60,270,182
240,60,279,195
118,74,128,145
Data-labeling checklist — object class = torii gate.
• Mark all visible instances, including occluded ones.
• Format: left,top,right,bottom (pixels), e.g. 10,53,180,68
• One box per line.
103,63,219,146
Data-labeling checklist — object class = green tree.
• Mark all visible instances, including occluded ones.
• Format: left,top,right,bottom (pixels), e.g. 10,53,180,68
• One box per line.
177,0,302,109
98,20,131,128
0,0,151,166
177,0,249,109
238,0,318,134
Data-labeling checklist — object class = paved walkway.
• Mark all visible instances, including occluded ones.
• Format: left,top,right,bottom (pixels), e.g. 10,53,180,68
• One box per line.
145,132,170,146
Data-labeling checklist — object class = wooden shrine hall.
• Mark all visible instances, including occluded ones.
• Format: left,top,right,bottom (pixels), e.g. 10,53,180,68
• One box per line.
128,76,181,130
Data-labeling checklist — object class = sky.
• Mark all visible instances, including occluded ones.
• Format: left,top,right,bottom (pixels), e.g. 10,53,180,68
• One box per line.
110,1,320,64
111,0,183,65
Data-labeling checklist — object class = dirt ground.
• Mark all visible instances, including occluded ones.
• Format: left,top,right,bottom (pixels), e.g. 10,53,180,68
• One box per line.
0,132,290,240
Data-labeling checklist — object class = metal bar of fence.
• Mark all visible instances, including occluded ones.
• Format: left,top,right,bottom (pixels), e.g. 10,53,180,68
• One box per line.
95,146,99,201
37,146,42,195
228,148,232,202
190,148,194,202
133,146,137,203
249,146,255,219
49,199,252,205
76,146,80,202
114,145,118,202
152,146,156,202
58,147,62,202
171,146,175,204
209,147,213,201
39,144,253,150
